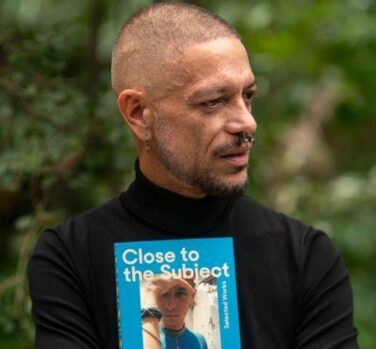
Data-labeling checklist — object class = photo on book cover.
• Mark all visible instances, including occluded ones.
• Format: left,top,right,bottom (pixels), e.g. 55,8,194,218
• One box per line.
140,273,220,349
114,237,241,349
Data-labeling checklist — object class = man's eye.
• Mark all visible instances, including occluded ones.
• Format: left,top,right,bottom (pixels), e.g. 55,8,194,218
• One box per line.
175,291,188,298
243,91,255,102
202,98,225,108
243,91,255,108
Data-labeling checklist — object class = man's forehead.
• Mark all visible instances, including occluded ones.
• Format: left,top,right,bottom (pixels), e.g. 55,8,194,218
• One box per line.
161,285,191,295
148,37,253,101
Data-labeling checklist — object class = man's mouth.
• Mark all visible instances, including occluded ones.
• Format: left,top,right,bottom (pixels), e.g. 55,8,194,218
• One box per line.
163,313,180,318
219,150,249,166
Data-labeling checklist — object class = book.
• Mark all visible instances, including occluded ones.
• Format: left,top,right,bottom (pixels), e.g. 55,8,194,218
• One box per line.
114,237,241,349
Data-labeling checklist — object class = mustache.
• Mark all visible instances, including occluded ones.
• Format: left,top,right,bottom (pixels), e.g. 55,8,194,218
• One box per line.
213,139,251,157
213,133,256,157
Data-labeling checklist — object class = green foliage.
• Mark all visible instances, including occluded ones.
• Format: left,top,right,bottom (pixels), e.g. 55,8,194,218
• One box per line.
1,0,375,348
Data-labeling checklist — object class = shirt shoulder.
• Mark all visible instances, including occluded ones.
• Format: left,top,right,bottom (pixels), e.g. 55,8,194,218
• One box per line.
29,196,128,281
230,195,343,281
231,195,320,244
39,196,128,248
182,328,208,348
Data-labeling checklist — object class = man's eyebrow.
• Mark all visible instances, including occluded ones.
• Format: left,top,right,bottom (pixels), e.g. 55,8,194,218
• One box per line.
245,80,257,90
187,87,227,102
187,80,257,102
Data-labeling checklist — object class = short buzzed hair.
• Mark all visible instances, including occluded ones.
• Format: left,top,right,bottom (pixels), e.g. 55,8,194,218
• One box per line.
111,2,240,96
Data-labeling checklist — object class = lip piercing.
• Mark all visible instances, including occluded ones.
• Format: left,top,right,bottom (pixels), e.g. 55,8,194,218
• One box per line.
239,132,256,147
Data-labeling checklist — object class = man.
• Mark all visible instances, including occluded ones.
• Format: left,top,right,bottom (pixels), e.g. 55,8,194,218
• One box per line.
141,276,208,349
28,2,359,349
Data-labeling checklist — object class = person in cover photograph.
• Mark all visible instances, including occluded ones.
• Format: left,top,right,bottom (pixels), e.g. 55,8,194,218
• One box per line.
141,276,208,349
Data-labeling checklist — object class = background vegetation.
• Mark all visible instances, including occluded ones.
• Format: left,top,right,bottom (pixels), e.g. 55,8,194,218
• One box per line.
0,0,375,348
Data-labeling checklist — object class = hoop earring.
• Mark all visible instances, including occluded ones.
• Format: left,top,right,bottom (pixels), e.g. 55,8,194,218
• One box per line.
144,134,151,154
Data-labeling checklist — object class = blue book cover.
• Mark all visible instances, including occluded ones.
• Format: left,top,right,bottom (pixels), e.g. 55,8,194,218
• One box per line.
114,237,241,349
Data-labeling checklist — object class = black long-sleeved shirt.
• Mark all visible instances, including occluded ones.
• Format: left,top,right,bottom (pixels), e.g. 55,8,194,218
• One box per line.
28,164,358,348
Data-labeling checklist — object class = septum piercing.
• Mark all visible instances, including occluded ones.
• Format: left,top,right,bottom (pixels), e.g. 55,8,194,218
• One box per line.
239,132,256,147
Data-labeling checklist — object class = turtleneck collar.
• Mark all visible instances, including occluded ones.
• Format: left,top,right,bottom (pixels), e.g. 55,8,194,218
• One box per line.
120,161,235,235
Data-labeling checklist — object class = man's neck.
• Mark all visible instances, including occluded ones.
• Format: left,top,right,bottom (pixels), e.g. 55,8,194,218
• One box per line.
163,325,186,336
120,160,235,234
139,155,206,199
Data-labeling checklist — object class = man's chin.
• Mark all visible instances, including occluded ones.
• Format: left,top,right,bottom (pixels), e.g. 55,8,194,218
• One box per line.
195,172,249,197
163,321,184,331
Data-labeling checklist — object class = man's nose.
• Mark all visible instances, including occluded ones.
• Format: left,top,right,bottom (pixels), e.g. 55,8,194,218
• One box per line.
225,103,257,136
165,297,178,310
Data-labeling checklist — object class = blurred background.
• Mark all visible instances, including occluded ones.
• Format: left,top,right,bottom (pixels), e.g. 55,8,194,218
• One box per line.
0,0,375,348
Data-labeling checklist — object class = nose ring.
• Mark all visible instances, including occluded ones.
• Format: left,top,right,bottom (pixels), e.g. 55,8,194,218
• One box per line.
239,132,256,147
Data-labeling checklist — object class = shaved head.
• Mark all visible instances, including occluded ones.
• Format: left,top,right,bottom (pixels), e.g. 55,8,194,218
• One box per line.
111,2,240,97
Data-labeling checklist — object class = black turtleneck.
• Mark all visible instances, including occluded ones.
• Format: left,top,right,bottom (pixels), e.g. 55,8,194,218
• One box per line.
28,165,359,349
120,161,235,234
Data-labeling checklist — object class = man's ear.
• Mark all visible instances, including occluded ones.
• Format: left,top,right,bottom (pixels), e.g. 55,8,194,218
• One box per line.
117,89,152,140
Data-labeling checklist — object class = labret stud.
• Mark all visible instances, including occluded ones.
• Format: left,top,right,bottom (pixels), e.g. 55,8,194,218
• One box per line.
239,132,256,147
